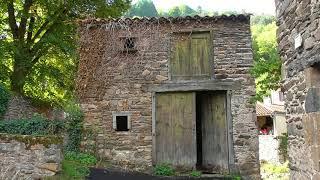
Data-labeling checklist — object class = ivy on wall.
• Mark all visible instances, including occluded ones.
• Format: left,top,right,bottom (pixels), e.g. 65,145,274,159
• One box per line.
0,114,64,135
277,133,288,162
65,107,84,152
0,84,10,118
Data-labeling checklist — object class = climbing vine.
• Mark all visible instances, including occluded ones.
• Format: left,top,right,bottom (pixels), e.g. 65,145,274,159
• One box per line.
277,133,288,162
65,106,84,152
0,84,10,119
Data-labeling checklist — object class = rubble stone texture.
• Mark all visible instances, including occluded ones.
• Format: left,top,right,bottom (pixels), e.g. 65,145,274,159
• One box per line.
275,0,320,179
77,16,260,179
0,134,63,179
3,95,64,120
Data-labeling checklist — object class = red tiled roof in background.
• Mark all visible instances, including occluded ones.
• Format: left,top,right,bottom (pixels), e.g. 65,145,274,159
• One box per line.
256,102,273,116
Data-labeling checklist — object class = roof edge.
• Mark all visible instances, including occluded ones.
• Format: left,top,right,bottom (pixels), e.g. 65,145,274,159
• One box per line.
78,14,251,25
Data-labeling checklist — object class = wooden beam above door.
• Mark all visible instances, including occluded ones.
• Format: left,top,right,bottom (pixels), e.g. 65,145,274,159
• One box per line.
144,80,241,93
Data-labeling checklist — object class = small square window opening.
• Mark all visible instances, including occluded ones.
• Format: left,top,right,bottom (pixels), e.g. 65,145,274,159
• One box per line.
124,37,136,50
116,116,129,131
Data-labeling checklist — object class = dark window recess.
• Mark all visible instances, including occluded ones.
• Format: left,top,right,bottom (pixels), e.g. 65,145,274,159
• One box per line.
116,116,129,131
124,37,136,50
279,91,284,102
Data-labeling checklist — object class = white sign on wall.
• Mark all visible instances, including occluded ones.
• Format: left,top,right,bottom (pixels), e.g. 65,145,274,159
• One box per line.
295,33,302,49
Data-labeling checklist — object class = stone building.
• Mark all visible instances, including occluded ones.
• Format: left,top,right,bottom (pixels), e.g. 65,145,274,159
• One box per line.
275,0,320,179
77,15,260,179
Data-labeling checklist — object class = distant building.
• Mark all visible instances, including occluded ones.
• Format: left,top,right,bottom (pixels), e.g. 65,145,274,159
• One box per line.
257,90,286,163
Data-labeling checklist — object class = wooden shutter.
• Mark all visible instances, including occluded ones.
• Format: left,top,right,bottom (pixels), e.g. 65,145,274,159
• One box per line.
171,32,212,80
155,92,196,168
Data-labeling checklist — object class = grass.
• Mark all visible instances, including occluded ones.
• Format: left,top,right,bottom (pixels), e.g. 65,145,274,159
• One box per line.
44,151,97,180
189,170,202,177
154,163,175,176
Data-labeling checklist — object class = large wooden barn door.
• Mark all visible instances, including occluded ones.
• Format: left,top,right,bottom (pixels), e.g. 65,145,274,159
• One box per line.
198,91,229,173
155,92,196,168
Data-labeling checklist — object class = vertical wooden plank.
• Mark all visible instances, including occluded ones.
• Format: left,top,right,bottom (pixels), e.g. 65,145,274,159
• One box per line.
191,33,211,78
227,90,234,173
200,91,229,173
152,92,156,165
155,92,196,168
170,32,212,80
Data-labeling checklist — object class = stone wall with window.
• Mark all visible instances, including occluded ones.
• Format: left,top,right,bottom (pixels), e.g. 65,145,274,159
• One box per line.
275,0,320,179
77,16,259,179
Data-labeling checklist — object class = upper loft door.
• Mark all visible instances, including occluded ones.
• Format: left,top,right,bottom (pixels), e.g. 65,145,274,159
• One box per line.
154,92,197,168
170,32,212,80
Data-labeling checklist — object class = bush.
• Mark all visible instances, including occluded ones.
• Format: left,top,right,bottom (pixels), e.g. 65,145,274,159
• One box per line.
65,107,84,152
0,114,64,135
189,170,202,177
154,164,175,176
62,151,97,178
0,84,10,118
65,151,97,166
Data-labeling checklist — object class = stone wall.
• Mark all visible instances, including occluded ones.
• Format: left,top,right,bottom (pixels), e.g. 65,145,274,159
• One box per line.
275,0,320,179
0,133,63,180
3,95,65,120
77,16,259,179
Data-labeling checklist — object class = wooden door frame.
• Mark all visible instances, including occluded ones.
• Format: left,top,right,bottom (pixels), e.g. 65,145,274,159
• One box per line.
152,90,236,174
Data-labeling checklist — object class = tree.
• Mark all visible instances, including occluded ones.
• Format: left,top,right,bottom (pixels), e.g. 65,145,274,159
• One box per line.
251,21,282,101
127,0,158,17
251,15,276,26
167,5,196,17
0,0,131,106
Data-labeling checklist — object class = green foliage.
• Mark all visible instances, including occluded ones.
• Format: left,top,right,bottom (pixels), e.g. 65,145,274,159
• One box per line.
61,152,97,179
0,84,10,118
0,114,64,135
65,107,84,152
127,0,158,17
154,163,175,176
0,0,131,106
189,170,202,177
232,175,241,180
261,161,289,180
251,21,282,101
251,15,276,25
65,151,97,166
277,133,289,161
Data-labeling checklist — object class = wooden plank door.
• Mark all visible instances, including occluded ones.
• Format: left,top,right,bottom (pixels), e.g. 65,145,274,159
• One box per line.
198,91,229,173
171,32,212,80
155,92,196,168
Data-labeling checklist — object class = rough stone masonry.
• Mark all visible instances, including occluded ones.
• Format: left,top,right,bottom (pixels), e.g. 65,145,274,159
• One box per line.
0,134,63,179
275,0,320,179
77,15,260,179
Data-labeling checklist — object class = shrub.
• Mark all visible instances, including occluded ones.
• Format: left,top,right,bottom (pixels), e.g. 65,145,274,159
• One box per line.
0,84,10,118
0,114,64,135
65,151,97,166
62,151,97,178
189,170,202,177
65,107,84,152
277,133,288,161
154,163,175,176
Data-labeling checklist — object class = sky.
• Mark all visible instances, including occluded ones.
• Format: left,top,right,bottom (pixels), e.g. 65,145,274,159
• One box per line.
133,0,276,15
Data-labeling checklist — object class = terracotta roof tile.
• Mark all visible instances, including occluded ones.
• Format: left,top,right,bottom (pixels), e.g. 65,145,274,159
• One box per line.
78,14,251,25
256,102,273,117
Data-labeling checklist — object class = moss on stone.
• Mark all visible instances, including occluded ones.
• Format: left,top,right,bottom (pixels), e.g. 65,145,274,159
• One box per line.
0,133,63,148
